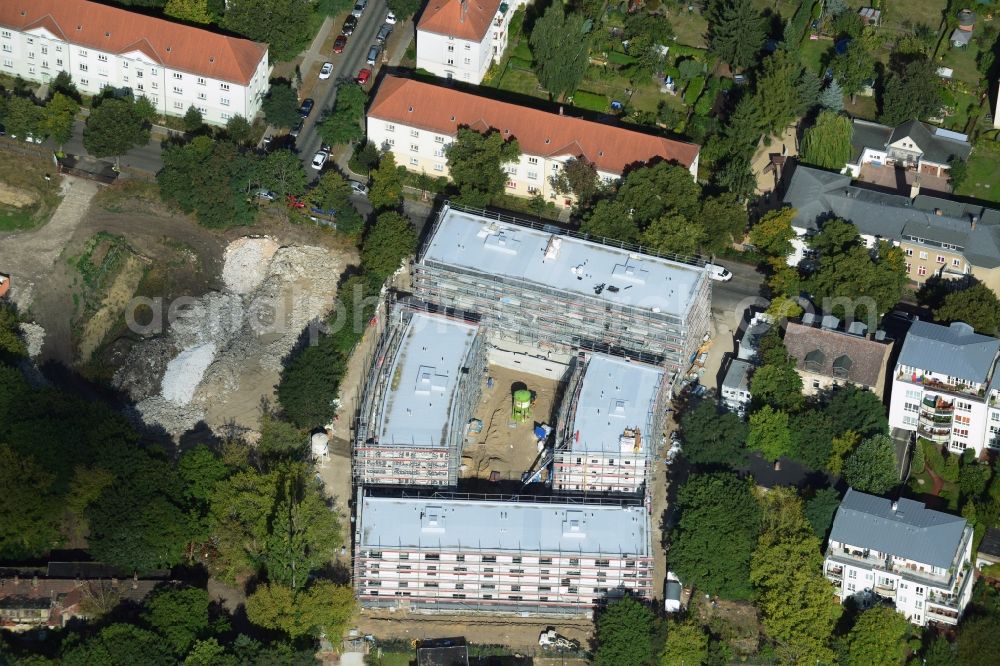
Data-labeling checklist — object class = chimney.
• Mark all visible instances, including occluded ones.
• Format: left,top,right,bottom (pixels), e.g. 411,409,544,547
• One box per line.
132,572,139,590
559,105,564,116
909,178,921,200
460,0,467,23
935,208,943,216
971,214,978,230
31,575,38,589
891,501,898,512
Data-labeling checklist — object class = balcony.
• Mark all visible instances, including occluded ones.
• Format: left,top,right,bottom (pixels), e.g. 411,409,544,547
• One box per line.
873,582,897,598
921,396,954,414
899,371,984,400
926,605,960,624
917,423,952,443
826,565,844,580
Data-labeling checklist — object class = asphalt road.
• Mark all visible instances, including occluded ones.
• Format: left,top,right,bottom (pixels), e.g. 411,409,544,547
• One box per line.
64,118,165,173
710,258,767,330
296,1,390,180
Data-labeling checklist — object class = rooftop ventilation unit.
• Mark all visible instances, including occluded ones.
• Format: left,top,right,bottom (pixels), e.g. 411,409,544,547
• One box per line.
821,315,840,331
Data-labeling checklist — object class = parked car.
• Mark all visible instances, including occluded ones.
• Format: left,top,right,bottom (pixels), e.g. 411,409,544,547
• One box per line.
349,180,369,196
286,195,306,209
351,0,367,17
385,10,397,24
289,119,304,138
355,68,371,85
311,150,329,170
333,34,347,53
342,15,357,35
253,189,277,201
298,98,315,118
366,44,381,66
376,23,392,44
319,62,334,80
705,263,732,282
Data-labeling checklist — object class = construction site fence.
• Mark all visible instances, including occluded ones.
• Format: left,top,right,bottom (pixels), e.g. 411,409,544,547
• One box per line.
362,486,644,508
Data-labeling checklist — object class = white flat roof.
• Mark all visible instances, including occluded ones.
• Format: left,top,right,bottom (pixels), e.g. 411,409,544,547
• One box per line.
570,355,663,454
422,206,705,318
359,495,650,556
376,312,478,448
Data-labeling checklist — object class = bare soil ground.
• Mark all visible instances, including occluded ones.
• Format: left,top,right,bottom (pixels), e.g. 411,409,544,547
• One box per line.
461,364,562,483
0,182,39,208
355,610,594,653
78,253,147,362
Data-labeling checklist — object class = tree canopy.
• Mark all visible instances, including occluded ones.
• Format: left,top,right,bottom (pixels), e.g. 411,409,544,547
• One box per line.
880,58,943,126
445,128,521,207
362,211,418,285
843,605,911,666
261,82,302,129
659,618,709,666
934,283,1000,335
669,473,761,599
679,400,748,468
842,434,898,494
83,97,150,164
593,596,657,666
529,4,591,100
317,82,366,146
831,39,875,98
747,406,792,463
222,0,313,61
804,488,841,540
246,581,355,639
801,111,853,170
158,136,258,228
707,0,766,70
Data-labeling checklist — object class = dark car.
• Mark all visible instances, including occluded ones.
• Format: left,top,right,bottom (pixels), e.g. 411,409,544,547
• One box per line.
333,34,347,53
342,15,357,35
298,98,315,118
289,119,304,138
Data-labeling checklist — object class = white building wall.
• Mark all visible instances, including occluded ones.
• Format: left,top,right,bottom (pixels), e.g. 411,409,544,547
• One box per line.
0,26,267,125
416,31,491,83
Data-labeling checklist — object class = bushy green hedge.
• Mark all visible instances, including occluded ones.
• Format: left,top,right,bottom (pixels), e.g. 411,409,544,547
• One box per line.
573,90,609,112
684,76,705,105
694,78,719,116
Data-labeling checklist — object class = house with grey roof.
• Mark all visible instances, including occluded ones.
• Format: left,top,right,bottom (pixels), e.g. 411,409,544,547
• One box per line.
824,488,974,627
846,119,972,179
720,357,752,416
888,320,1000,456
779,163,1000,294
783,318,893,397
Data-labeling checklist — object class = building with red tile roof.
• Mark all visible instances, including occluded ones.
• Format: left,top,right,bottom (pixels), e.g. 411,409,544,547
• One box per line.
367,75,700,205
0,0,270,125
417,0,524,83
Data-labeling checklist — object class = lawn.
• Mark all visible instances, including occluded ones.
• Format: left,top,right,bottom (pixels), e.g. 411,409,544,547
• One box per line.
669,7,709,49
495,64,546,100
799,37,833,76
956,139,1000,203
0,144,62,232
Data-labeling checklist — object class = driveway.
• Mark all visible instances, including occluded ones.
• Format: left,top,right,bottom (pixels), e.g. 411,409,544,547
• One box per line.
701,260,767,389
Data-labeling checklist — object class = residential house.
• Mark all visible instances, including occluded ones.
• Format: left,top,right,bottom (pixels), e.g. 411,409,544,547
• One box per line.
737,314,771,363
780,163,1000,293
353,490,652,616
975,527,1000,572
887,320,1000,456
846,119,972,179
354,308,486,487
367,76,700,207
416,637,470,666
552,353,667,494
416,0,526,84
0,562,166,631
413,203,712,370
824,488,974,627
783,316,893,397
0,0,270,126
720,357,753,415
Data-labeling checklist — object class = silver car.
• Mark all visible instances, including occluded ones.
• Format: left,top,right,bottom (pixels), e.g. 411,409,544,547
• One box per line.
376,23,392,44
352,0,367,17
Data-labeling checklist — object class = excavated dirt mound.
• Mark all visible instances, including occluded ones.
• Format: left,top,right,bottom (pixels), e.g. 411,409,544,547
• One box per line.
114,238,347,436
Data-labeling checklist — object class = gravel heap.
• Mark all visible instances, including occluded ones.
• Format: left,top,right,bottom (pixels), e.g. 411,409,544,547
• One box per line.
222,236,279,294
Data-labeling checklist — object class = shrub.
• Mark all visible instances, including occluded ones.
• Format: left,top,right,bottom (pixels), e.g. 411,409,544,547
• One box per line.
684,76,706,105
910,440,926,474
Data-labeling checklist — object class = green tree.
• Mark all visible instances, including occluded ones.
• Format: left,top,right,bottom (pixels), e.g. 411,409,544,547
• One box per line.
529,5,591,100
747,406,792,462
5,95,43,141
842,434,898,493
844,605,910,666
828,429,860,475
349,141,380,175
445,128,520,207
83,98,150,168
824,385,887,439
49,70,81,102
246,581,355,639
660,619,709,665
750,488,841,664
65,465,116,542
934,283,1000,335
804,488,841,540
0,302,27,360
261,82,301,129
255,148,307,198
158,136,257,228
165,0,214,24
750,362,804,412
0,445,61,558
819,80,845,112
700,193,747,254
184,639,235,666
642,214,704,256
956,614,1000,666
362,211,417,284
178,446,229,509
222,0,313,61
788,410,835,470
258,415,307,460
678,400,748,468
669,473,761,599
593,596,656,666
60,623,174,666
582,199,640,243
831,40,875,99
183,105,205,133
960,459,992,503
922,636,957,666
306,170,354,212
40,92,79,150
224,114,253,146
880,58,943,126
754,51,811,137
368,151,404,211
617,161,702,225
801,111,852,170
316,82,366,146
748,208,796,265
142,587,210,655
707,0,766,70
550,157,600,207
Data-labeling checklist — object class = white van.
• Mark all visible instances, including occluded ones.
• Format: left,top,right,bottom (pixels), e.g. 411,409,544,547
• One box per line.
705,263,732,282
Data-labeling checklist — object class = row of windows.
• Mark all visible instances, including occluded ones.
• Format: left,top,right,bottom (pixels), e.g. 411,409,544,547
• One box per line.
904,248,962,267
